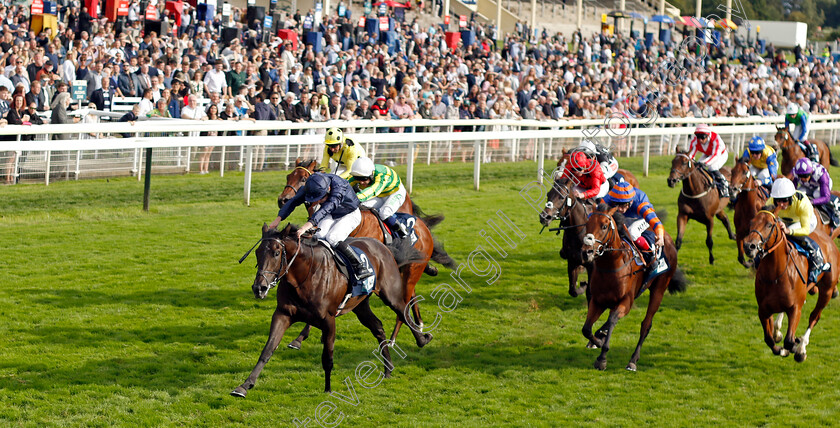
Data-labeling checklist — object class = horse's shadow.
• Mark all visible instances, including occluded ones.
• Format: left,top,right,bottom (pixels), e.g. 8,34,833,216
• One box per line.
21,286,252,311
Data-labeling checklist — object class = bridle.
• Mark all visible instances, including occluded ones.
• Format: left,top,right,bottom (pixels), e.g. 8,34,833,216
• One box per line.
669,153,697,183
256,237,302,291
283,165,314,196
746,210,808,284
730,165,756,194
584,212,637,273
745,210,785,261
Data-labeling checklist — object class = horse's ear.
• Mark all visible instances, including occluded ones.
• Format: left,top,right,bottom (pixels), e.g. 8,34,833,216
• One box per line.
596,202,610,212
607,206,619,216
262,222,269,235
295,157,303,166
675,146,685,154
282,223,292,235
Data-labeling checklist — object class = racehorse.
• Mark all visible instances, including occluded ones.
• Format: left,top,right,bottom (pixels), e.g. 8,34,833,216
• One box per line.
558,148,640,188
775,126,838,177
729,158,769,267
277,159,457,349
539,177,593,297
667,149,735,265
743,209,840,362
580,206,687,371
231,224,433,397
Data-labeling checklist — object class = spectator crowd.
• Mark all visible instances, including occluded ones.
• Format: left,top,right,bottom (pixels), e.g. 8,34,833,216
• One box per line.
1,0,840,182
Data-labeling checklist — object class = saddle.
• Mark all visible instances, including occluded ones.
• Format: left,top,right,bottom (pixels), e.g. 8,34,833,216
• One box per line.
316,239,377,298
361,206,394,245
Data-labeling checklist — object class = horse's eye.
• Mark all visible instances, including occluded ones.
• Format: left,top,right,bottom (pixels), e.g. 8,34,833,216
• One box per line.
300,177,307,183
274,251,281,257
602,224,608,230
545,201,554,209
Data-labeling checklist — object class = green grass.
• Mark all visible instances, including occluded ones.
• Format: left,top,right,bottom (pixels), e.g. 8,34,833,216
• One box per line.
2,155,840,426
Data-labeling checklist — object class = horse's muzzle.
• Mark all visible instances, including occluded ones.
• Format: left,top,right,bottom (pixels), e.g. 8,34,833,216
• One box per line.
743,241,761,260
252,283,270,300
278,197,289,210
581,247,596,263
539,212,552,226
667,178,676,188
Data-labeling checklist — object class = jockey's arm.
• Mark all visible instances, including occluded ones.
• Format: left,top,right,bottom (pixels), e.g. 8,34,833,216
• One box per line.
787,196,813,236
270,190,306,229
767,152,779,178
686,136,699,160
637,199,665,246
812,173,832,205
579,167,606,199
321,145,331,166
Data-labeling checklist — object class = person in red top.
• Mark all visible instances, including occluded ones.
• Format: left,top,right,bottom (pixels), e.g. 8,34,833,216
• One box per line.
371,96,390,117
687,123,731,199
562,151,608,200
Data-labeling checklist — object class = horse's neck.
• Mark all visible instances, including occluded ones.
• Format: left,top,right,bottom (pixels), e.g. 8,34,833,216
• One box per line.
567,203,589,240
783,141,804,158
597,232,630,269
285,243,341,297
684,167,711,193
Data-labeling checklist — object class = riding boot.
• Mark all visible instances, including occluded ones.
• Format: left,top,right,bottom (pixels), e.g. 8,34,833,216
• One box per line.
712,169,731,199
801,237,830,285
335,241,374,281
809,142,820,163
384,215,408,238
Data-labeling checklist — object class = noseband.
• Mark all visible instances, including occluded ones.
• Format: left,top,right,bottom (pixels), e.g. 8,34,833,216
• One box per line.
256,237,302,291
584,212,620,257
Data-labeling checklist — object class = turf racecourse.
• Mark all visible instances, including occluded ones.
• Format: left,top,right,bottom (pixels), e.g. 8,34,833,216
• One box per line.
2,153,840,427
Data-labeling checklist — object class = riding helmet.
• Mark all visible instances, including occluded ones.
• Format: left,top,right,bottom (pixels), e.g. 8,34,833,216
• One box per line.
748,136,766,152
770,177,796,199
786,102,799,116
350,157,375,178
793,158,815,176
325,128,345,146
605,182,636,205
694,124,711,136
304,173,330,203
569,151,593,173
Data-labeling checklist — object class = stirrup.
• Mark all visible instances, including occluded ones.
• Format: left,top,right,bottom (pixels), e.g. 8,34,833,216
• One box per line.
336,293,352,316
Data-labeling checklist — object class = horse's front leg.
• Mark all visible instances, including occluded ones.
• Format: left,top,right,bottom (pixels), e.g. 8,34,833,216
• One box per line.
288,324,313,350
704,220,715,265
594,308,623,371
232,310,292,397
582,299,607,350
321,317,337,392
759,311,783,356
568,262,586,297
675,212,688,250
716,210,736,241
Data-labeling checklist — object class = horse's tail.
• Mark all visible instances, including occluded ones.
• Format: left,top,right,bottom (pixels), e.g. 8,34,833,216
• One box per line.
830,150,839,167
431,237,459,270
386,237,427,268
412,200,445,229
668,268,689,294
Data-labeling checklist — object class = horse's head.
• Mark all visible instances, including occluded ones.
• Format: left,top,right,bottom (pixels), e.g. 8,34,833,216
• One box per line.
252,223,297,300
743,207,783,264
581,205,619,263
775,126,794,150
667,149,694,188
729,158,753,199
539,177,576,226
278,158,320,209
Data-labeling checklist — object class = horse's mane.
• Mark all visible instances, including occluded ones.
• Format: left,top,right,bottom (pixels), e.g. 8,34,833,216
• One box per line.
297,159,325,172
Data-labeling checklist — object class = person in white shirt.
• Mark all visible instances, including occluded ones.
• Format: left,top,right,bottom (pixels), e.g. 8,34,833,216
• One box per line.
203,61,227,95
137,89,155,117
181,94,207,120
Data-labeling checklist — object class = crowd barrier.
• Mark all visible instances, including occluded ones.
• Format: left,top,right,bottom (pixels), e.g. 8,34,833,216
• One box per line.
1,115,840,204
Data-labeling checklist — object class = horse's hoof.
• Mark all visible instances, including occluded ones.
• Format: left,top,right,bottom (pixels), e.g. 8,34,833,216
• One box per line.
780,349,790,357
773,331,783,344
626,362,637,372
288,341,302,350
417,333,432,348
833,289,839,299
709,257,715,265
594,359,607,371
423,265,439,276
794,352,807,363
586,342,599,349
230,387,248,398
808,288,817,295
569,287,584,298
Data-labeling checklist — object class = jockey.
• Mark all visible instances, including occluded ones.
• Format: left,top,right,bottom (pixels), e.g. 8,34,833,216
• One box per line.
562,150,609,200
269,172,373,280
573,139,624,187
768,177,831,285
347,157,409,238
739,136,778,189
687,124,731,199
792,158,840,228
603,182,666,263
785,102,818,163
322,127,367,180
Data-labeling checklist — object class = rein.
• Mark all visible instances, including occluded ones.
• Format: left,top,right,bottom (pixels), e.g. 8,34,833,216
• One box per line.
672,154,714,199
748,211,808,285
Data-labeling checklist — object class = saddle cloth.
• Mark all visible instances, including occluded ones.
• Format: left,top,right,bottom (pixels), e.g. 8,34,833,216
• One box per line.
320,240,377,297
392,212,419,246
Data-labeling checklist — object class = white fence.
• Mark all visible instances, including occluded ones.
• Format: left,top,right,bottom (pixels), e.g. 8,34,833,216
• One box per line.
2,115,840,204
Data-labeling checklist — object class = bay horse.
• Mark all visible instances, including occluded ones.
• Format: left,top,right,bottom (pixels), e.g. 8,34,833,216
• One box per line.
775,126,838,177
278,159,457,349
667,149,735,265
580,206,687,371
231,224,433,397
539,177,593,297
558,148,640,189
743,209,840,362
729,158,769,267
